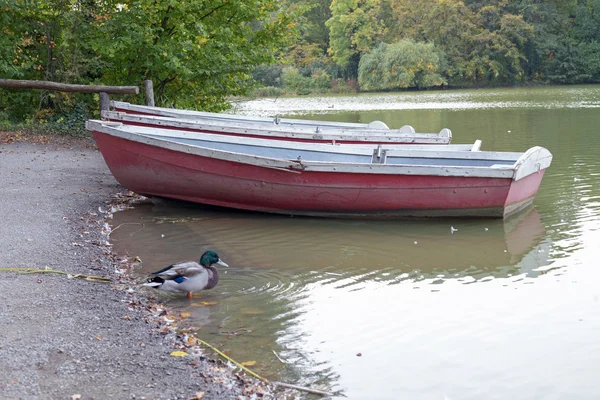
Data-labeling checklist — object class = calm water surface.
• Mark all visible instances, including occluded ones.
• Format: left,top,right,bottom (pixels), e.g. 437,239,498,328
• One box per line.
111,85,600,399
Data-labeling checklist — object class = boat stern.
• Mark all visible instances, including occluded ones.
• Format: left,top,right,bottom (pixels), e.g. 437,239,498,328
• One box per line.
503,146,553,217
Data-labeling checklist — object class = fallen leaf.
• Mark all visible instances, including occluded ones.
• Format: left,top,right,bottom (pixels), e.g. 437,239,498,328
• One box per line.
241,360,256,367
71,395,82,400
191,302,217,307
194,391,205,399
170,351,189,357
180,312,191,318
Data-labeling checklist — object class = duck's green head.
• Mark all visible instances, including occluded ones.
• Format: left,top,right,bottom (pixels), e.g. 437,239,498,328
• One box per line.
200,250,229,268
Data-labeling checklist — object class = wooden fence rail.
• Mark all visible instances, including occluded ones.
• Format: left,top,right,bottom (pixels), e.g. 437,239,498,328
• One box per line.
0,79,139,95
0,78,151,113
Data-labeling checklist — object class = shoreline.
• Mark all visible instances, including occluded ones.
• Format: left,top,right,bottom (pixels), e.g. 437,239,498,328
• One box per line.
0,132,275,399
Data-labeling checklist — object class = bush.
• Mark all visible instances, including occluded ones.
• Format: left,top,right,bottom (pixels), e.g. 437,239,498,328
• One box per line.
358,39,447,91
329,78,359,94
253,64,284,87
39,102,93,136
311,69,331,90
281,66,332,94
253,86,285,97
282,66,312,91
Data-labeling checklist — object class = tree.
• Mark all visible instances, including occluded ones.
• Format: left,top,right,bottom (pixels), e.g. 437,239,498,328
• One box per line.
358,39,447,90
515,0,571,80
571,0,600,82
326,0,387,74
2,0,297,117
90,0,296,111
388,0,479,82
465,13,533,83
284,0,332,53
0,0,64,119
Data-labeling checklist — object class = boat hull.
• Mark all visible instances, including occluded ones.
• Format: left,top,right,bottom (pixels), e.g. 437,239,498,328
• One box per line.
92,131,545,218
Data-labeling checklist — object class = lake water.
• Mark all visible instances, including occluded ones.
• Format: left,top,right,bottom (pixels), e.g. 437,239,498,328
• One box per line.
110,85,600,399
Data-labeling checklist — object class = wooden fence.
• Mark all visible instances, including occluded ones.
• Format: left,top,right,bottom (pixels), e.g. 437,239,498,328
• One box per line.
0,79,155,111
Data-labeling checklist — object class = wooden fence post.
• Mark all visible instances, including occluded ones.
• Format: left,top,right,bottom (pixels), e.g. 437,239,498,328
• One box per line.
144,80,155,107
99,92,110,115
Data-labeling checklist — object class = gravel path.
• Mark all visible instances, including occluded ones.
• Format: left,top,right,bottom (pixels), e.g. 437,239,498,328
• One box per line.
0,138,262,400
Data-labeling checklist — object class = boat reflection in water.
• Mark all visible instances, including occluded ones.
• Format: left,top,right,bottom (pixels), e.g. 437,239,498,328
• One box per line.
112,199,550,281
110,201,551,384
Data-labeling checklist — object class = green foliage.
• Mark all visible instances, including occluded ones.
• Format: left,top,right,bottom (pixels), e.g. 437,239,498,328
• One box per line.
286,42,329,68
253,64,284,88
327,0,386,72
279,0,600,87
0,101,91,136
282,67,310,91
464,14,533,84
545,39,590,83
579,42,600,82
281,66,331,94
311,69,332,90
34,102,93,136
91,0,297,111
253,86,285,97
0,1,40,78
281,0,332,52
358,40,447,91
1,0,297,126
330,78,359,93
0,1,48,118
574,0,600,42
4,0,600,126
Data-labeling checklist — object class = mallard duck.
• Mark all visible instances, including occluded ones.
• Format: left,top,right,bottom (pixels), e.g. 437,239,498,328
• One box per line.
143,250,229,298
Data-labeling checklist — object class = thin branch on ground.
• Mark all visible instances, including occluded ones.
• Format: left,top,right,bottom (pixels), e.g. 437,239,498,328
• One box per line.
0,267,111,282
108,222,145,238
196,338,334,396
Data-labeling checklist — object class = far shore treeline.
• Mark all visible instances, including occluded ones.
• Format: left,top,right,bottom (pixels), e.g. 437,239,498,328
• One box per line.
1,0,599,126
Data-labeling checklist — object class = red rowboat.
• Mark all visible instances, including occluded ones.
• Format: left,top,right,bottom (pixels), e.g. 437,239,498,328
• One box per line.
86,120,552,219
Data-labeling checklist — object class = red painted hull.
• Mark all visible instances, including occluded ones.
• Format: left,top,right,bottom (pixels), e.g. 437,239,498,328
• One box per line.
92,131,545,218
